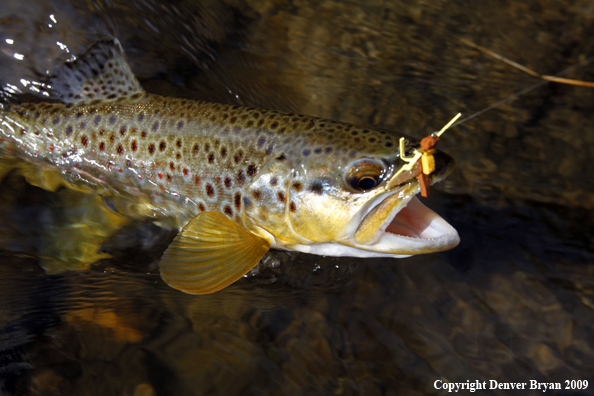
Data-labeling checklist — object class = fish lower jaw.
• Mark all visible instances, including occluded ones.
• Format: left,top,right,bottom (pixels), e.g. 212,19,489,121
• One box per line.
363,196,459,255
349,178,460,255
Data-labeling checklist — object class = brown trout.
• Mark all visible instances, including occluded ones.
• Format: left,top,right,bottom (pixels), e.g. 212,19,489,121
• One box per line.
0,39,459,294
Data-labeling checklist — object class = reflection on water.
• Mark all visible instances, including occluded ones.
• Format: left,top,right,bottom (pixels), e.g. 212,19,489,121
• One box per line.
1,0,594,395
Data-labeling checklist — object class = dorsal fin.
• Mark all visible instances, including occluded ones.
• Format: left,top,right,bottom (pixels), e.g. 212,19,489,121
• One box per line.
48,38,144,104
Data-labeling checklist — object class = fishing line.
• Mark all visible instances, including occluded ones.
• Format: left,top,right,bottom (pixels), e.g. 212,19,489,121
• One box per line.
451,45,594,127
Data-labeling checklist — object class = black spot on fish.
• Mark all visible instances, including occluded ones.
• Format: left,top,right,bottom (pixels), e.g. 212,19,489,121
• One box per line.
278,192,286,203
292,182,302,191
198,203,205,212
117,145,124,154
76,112,83,119
208,153,215,163
176,139,182,148
152,122,159,131
138,113,144,121
270,177,278,186
247,165,258,177
234,193,241,210
148,143,155,154
81,135,88,147
224,177,232,188
252,190,262,200
183,168,189,176
131,140,137,151
141,131,147,138
52,117,60,125
177,121,184,130
99,142,105,151
206,184,215,197
120,126,127,135
224,206,233,216
94,116,101,125
314,148,322,154
159,141,166,151
193,144,199,154
194,175,201,185
289,202,296,213
237,171,245,184
220,147,227,157
109,116,117,124
276,154,286,161
310,181,323,195
170,162,175,171
65,126,73,137
303,149,311,156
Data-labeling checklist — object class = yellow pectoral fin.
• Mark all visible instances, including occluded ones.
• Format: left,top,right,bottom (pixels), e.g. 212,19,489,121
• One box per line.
159,211,270,295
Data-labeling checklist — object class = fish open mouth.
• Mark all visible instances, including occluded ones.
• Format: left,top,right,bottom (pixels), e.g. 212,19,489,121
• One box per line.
351,151,459,255
353,182,459,255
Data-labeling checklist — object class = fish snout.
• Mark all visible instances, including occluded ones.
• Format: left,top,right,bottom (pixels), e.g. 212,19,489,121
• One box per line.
430,150,455,183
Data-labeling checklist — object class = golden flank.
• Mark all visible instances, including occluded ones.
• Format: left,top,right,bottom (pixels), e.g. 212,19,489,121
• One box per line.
0,39,459,294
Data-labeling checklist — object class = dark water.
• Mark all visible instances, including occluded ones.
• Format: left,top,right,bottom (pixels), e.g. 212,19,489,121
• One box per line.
1,0,594,395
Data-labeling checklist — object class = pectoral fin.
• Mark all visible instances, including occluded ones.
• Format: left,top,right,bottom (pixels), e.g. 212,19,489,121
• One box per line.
159,211,270,294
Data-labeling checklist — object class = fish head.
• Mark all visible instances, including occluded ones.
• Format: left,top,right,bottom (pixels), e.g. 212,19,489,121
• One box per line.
244,130,459,258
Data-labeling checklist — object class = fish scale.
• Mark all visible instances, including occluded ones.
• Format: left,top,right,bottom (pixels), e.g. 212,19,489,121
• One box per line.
0,38,459,295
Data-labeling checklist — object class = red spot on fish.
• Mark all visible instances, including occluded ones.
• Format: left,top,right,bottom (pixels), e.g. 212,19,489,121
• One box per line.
49,145,54,151
118,168,123,172
155,193,159,196
75,163,80,167
0,138,5,141
158,173,163,179
138,174,143,180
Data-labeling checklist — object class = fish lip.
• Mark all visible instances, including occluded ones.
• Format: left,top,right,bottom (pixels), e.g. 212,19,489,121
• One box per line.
351,178,459,254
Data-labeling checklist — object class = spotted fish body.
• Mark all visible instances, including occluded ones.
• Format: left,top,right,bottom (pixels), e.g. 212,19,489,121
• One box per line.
3,94,398,225
0,39,460,294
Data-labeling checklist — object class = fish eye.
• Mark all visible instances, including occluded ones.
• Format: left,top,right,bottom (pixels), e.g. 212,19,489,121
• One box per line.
346,159,386,192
